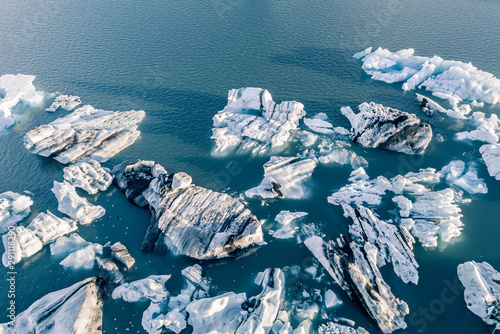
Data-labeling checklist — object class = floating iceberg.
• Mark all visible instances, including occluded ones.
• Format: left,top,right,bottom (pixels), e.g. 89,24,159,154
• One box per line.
113,160,264,260
480,144,500,181
304,113,335,134
0,74,45,131
245,156,316,199
318,322,369,334
109,241,135,269
63,160,114,195
51,181,105,225
324,290,343,309
27,210,78,244
456,112,500,144
24,105,145,164
0,191,33,234
341,102,432,155
45,94,81,112
60,245,99,270
0,277,104,334
441,160,488,194
457,261,500,331
416,93,446,116
212,87,305,155
271,210,308,239
50,233,102,256
304,235,409,333
355,47,500,107
96,258,124,284
112,275,171,303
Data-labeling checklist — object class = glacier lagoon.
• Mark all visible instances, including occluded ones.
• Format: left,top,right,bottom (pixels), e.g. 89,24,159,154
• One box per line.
1,0,500,333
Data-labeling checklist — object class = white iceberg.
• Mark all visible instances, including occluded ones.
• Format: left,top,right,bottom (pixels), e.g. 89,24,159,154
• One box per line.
245,156,317,199
63,160,114,195
480,144,500,181
304,113,334,134
2,226,43,267
27,211,78,244
441,160,488,194
50,233,102,256
51,181,105,225
324,289,343,309
212,87,305,155
45,94,81,112
272,210,308,239
0,191,33,234
112,275,171,303
24,104,145,164
456,112,500,144
60,245,98,270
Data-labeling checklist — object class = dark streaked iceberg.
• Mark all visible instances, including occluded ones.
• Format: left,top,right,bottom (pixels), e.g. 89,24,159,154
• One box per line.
304,235,409,333
24,105,145,164
113,160,264,259
341,102,432,155
0,277,104,334
212,87,305,155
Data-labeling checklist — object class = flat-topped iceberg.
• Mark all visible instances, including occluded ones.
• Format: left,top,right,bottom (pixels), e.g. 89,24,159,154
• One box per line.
355,47,500,107
24,104,145,164
0,191,33,234
45,94,81,112
212,87,305,155
0,277,104,333
305,235,409,333
245,156,317,199
63,160,114,195
304,113,335,134
113,160,264,259
341,102,432,155
457,261,500,331
0,74,45,131
52,181,106,225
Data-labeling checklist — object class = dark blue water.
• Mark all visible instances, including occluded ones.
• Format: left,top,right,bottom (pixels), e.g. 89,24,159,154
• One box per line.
1,0,500,333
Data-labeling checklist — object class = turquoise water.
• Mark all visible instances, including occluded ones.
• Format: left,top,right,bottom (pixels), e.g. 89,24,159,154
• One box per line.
1,0,500,333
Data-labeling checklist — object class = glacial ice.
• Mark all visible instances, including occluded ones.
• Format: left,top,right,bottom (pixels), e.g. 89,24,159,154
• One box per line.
50,233,102,256
26,210,78,244
212,87,305,155
113,160,264,259
96,258,124,284
272,210,308,239
318,322,369,334
304,235,409,333
0,277,104,334
245,156,317,199
60,245,98,270
456,112,500,144
480,144,500,180
0,191,33,234
63,160,114,195
112,275,171,303
109,241,135,269
324,289,343,309
304,113,335,134
45,95,81,112
0,74,45,131
24,104,145,164
441,160,488,194
341,102,432,155
51,181,106,225
457,261,500,331
355,47,500,108
416,93,446,116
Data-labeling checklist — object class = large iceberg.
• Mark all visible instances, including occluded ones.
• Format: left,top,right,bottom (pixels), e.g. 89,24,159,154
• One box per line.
0,191,33,234
245,156,317,199
0,277,104,333
113,160,264,259
457,261,500,331
62,160,114,195
355,47,500,107
304,235,409,333
51,181,106,225
212,87,305,155
341,102,432,155
0,74,45,131
24,104,145,164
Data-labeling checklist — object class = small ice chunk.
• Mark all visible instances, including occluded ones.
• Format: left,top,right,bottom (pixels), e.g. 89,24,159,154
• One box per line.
60,245,97,270
45,95,81,112
0,191,33,234
324,290,343,309
110,241,135,269
304,113,334,134
112,275,171,303
171,172,192,189
441,160,488,194
63,160,113,195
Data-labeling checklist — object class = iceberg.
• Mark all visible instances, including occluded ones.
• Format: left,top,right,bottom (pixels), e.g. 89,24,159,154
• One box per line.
113,160,264,260
416,93,446,117
27,210,78,244
50,233,102,256
341,102,432,155
324,289,343,309
0,191,33,234
441,160,488,194
0,74,45,131
456,112,500,144
212,87,305,155
51,181,106,225
245,156,317,199
45,94,81,112
355,47,500,108
109,241,135,269
60,245,98,270
63,160,114,195
112,275,171,303
318,322,369,334
304,113,335,134
480,144,500,181
96,258,124,284
271,210,308,239
24,104,145,164
457,261,500,331
304,235,409,333
0,277,104,334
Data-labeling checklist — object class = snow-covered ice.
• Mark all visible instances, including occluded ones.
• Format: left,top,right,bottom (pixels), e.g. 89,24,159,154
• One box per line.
63,160,114,195
0,191,33,234
112,275,171,303
45,95,81,112
480,144,500,181
441,160,488,194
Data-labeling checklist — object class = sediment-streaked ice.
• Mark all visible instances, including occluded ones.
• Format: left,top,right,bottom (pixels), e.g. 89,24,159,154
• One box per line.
212,87,305,155
0,191,33,234
245,156,316,199
45,94,81,112
63,160,114,195
24,104,145,164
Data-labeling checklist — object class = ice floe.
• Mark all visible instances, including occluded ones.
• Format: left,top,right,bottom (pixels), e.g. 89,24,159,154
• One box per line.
355,47,500,108
456,112,500,143
24,104,145,164
0,191,33,234
113,160,264,259
318,321,369,334
324,289,343,309
245,156,317,199
457,261,500,331
212,87,305,155
45,94,81,112
112,275,171,303
0,74,45,131
480,144,500,180
51,181,106,225
341,102,432,155
304,113,334,134
441,160,488,194
60,245,99,270
97,257,124,284
271,210,308,239
109,241,135,269
62,159,114,195
0,277,104,334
